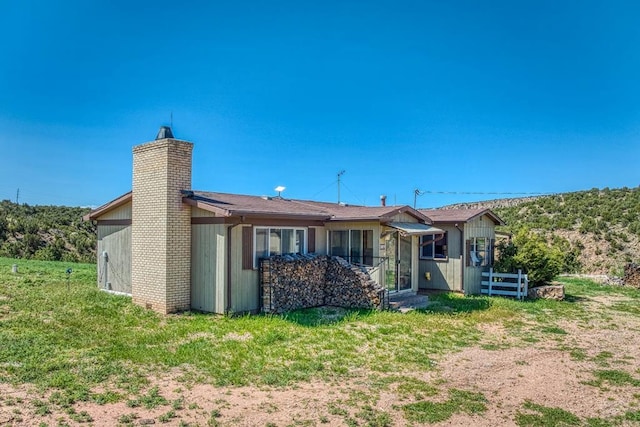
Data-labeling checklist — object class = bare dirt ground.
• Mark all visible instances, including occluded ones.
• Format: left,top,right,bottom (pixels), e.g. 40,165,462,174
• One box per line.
1,294,639,426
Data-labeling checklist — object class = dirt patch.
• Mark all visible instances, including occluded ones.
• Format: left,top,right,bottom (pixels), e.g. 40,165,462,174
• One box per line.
1,295,639,426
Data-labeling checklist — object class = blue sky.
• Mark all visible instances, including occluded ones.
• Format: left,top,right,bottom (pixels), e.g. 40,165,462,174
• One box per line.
1,0,638,208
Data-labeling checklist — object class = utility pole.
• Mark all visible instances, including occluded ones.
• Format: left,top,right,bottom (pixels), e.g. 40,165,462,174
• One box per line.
337,170,345,203
414,189,425,209
16,188,19,204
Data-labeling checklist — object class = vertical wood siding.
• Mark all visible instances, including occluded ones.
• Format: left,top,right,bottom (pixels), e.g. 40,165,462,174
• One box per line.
463,215,497,295
97,225,131,294
99,202,132,220
190,223,226,313
418,225,463,291
231,226,259,313
311,226,327,254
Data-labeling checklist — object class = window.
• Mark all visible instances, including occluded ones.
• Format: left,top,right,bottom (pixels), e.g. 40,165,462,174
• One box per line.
470,237,488,267
329,229,374,266
420,232,448,259
254,227,306,267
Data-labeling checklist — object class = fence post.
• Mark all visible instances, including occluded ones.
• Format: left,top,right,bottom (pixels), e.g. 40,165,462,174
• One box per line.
517,269,522,300
524,274,528,299
488,267,493,296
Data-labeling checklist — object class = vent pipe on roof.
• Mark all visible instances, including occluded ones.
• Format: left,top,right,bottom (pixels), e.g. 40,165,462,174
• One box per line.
155,126,174,140
380,195,387,207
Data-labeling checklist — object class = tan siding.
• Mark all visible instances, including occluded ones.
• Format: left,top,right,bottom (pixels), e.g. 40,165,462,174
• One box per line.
191,207,217,218
191,224,226,313
392,213,419,223
312,226,327,254
97,225,131,294
464,215,497,295
419,225,463,291
99,202,132,220
230,226,259,313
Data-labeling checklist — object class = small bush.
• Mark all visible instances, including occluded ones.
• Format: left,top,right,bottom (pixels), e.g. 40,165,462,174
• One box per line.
495,229,564,286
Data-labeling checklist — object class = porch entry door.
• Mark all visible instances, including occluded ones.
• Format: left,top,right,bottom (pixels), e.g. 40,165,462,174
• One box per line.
384,231,412,292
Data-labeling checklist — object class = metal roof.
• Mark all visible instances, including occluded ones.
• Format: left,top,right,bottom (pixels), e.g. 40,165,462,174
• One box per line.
419,208,505,225
386,222,444,236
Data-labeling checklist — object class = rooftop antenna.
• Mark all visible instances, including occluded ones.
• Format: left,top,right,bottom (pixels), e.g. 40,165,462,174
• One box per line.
414,189,426,209
274,185,286,198
337,170,345,203
170,111,173,129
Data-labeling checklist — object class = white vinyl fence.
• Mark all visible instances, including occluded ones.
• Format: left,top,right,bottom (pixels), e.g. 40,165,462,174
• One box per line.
481,268,529,300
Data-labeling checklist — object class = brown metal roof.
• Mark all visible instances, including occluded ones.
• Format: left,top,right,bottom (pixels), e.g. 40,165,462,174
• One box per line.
419,208,505,225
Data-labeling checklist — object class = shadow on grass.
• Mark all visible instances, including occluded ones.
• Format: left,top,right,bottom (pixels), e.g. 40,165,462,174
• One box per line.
278,306,377,327
562,294,590,303
419,293,492,314
278,294,494,326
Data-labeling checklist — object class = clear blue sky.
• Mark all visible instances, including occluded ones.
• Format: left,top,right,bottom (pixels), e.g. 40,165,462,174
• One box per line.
1,0,638,208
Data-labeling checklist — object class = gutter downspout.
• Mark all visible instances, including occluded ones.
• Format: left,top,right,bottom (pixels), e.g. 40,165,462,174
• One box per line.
226,223,240,314
455,223,464,293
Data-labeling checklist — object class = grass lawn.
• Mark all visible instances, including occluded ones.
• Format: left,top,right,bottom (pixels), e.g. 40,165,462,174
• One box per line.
1,257,639,426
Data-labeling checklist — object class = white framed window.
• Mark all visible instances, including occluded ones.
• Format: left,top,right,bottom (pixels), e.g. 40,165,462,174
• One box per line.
420,232,448,259
328,229,374,266
254,227,306,267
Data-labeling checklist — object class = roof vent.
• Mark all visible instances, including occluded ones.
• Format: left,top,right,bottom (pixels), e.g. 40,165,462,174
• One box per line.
155,126,174,140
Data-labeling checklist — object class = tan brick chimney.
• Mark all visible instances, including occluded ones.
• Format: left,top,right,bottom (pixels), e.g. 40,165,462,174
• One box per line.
131,126,193,314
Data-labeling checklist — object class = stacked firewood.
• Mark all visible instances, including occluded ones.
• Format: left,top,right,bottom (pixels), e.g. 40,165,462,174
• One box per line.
266,254,328,312
263,254,385,313
623,263,640,288
324,257,383,308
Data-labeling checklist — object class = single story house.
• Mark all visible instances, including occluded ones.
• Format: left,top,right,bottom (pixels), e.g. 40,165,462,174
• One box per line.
85,127,503,314
417,208,505,294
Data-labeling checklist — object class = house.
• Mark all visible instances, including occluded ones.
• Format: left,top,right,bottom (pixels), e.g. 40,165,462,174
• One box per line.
417,208,505,294
85,127,504,314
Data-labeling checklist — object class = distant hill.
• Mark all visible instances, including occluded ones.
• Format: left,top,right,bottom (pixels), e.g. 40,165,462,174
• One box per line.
0,200,96,263
2,187,639,274
441,187,640,275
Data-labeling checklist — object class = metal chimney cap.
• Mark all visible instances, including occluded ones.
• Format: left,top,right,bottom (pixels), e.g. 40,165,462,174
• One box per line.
155,126,174,140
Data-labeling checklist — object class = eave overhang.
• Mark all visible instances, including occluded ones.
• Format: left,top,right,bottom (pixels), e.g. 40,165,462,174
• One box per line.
83,191,132,221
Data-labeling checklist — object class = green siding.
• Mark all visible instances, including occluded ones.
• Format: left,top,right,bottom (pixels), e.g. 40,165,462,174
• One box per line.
463,215,497,295
419,225,463,291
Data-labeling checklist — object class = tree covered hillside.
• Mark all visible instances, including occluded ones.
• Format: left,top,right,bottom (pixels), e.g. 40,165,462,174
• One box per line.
0,200,95,263
493,187,640,275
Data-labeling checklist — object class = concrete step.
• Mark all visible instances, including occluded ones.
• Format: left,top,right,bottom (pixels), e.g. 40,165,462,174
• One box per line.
388,293,429,313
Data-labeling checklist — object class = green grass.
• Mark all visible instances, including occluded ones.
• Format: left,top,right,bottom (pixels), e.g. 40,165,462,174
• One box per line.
591,369,640,387
2,256,640,419
515,401,581,426
399,388,487,423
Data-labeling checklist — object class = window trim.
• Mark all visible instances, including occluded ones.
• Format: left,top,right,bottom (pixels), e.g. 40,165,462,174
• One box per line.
419,232,448,260
327,228,375,266
469,236,489,267
253,226,307,268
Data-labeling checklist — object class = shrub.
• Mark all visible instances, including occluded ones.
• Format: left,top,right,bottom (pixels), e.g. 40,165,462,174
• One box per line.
495,229,564,286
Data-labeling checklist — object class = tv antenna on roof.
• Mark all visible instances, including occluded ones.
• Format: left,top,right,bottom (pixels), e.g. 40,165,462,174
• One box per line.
337,170,345,203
